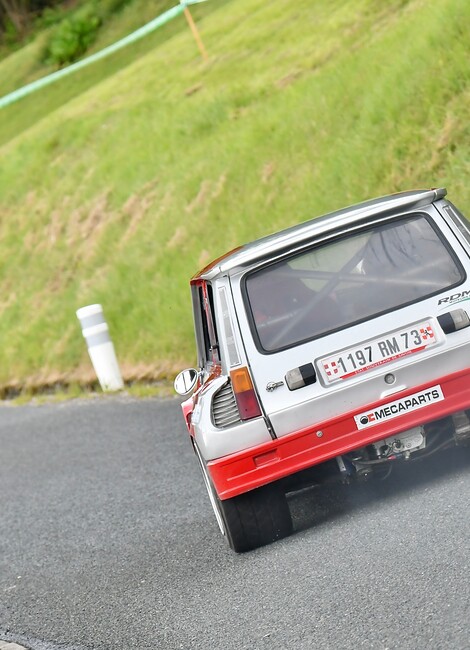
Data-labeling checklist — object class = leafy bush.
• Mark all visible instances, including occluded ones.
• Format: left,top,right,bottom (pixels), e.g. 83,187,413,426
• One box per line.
44,3,102,66
36,6,68,30
1,16,20,45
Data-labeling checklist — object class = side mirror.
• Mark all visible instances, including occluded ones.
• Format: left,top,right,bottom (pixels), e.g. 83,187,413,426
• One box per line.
174,368,199,396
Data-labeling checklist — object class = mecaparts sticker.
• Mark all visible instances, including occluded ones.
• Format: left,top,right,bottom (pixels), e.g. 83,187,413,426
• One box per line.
355,385,444,430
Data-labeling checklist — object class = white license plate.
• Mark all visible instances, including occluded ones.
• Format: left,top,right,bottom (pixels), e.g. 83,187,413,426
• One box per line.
318,321,438,383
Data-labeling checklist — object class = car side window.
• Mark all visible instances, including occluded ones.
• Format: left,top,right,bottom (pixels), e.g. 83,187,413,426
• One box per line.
198,283,220,366
443,204,470,247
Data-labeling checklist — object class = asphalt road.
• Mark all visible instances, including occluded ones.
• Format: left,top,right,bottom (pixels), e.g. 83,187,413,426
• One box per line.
0,397,469,650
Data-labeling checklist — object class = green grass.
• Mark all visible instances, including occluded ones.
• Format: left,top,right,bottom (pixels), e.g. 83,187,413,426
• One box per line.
0,0,469,390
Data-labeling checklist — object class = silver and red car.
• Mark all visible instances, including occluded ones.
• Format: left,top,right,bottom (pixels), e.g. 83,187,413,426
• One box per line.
175,188,470,552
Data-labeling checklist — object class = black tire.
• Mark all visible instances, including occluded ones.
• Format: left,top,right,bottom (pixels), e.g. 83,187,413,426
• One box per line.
194,443,293,552
219,482,293,553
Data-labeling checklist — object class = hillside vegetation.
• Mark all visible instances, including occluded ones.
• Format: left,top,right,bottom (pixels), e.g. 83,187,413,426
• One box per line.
0,0,469,394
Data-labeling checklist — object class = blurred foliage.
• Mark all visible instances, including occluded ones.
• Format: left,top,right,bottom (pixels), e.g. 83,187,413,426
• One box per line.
0,0,61,43
0,0,135,51
42,2,101,66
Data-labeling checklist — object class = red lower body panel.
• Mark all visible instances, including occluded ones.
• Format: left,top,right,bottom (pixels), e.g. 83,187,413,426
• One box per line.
208,368,470,500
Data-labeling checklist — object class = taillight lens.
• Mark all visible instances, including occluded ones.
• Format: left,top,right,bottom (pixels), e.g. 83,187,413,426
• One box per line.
230,367,262,421
438,309,470,333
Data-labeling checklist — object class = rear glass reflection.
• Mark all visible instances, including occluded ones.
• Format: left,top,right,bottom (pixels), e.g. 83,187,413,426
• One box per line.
245,215,464,352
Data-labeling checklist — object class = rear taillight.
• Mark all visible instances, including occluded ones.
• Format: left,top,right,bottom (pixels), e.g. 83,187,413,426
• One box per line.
230,367,262,421
438,309,470,333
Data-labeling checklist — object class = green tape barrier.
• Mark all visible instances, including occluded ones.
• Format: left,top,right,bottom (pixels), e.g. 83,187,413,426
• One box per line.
0,0,209,110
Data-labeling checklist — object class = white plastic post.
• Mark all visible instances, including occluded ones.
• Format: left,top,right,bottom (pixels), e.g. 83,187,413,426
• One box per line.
76,304,124,392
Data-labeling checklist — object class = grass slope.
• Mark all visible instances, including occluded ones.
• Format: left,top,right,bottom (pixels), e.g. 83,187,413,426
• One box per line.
0,0,469,392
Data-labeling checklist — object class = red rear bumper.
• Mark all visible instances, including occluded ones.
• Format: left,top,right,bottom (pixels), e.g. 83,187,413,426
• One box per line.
208,368,470,500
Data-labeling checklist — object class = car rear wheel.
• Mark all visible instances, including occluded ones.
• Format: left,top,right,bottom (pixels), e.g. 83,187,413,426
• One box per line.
194,443,293,552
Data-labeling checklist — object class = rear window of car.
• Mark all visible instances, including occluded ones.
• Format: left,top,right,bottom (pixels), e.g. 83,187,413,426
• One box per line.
244,214,465,353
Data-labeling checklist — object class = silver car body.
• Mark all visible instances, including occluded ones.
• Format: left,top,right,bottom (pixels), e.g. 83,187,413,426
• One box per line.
181,189,470,509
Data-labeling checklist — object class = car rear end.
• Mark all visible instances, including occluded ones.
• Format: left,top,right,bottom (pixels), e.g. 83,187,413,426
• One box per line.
181,189,470,551
205,192,470,499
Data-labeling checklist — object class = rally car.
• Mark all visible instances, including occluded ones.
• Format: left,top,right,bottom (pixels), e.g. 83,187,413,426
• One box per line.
175,188,470,552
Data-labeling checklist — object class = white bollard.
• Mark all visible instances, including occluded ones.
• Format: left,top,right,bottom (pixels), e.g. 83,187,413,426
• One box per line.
76,304,124,392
